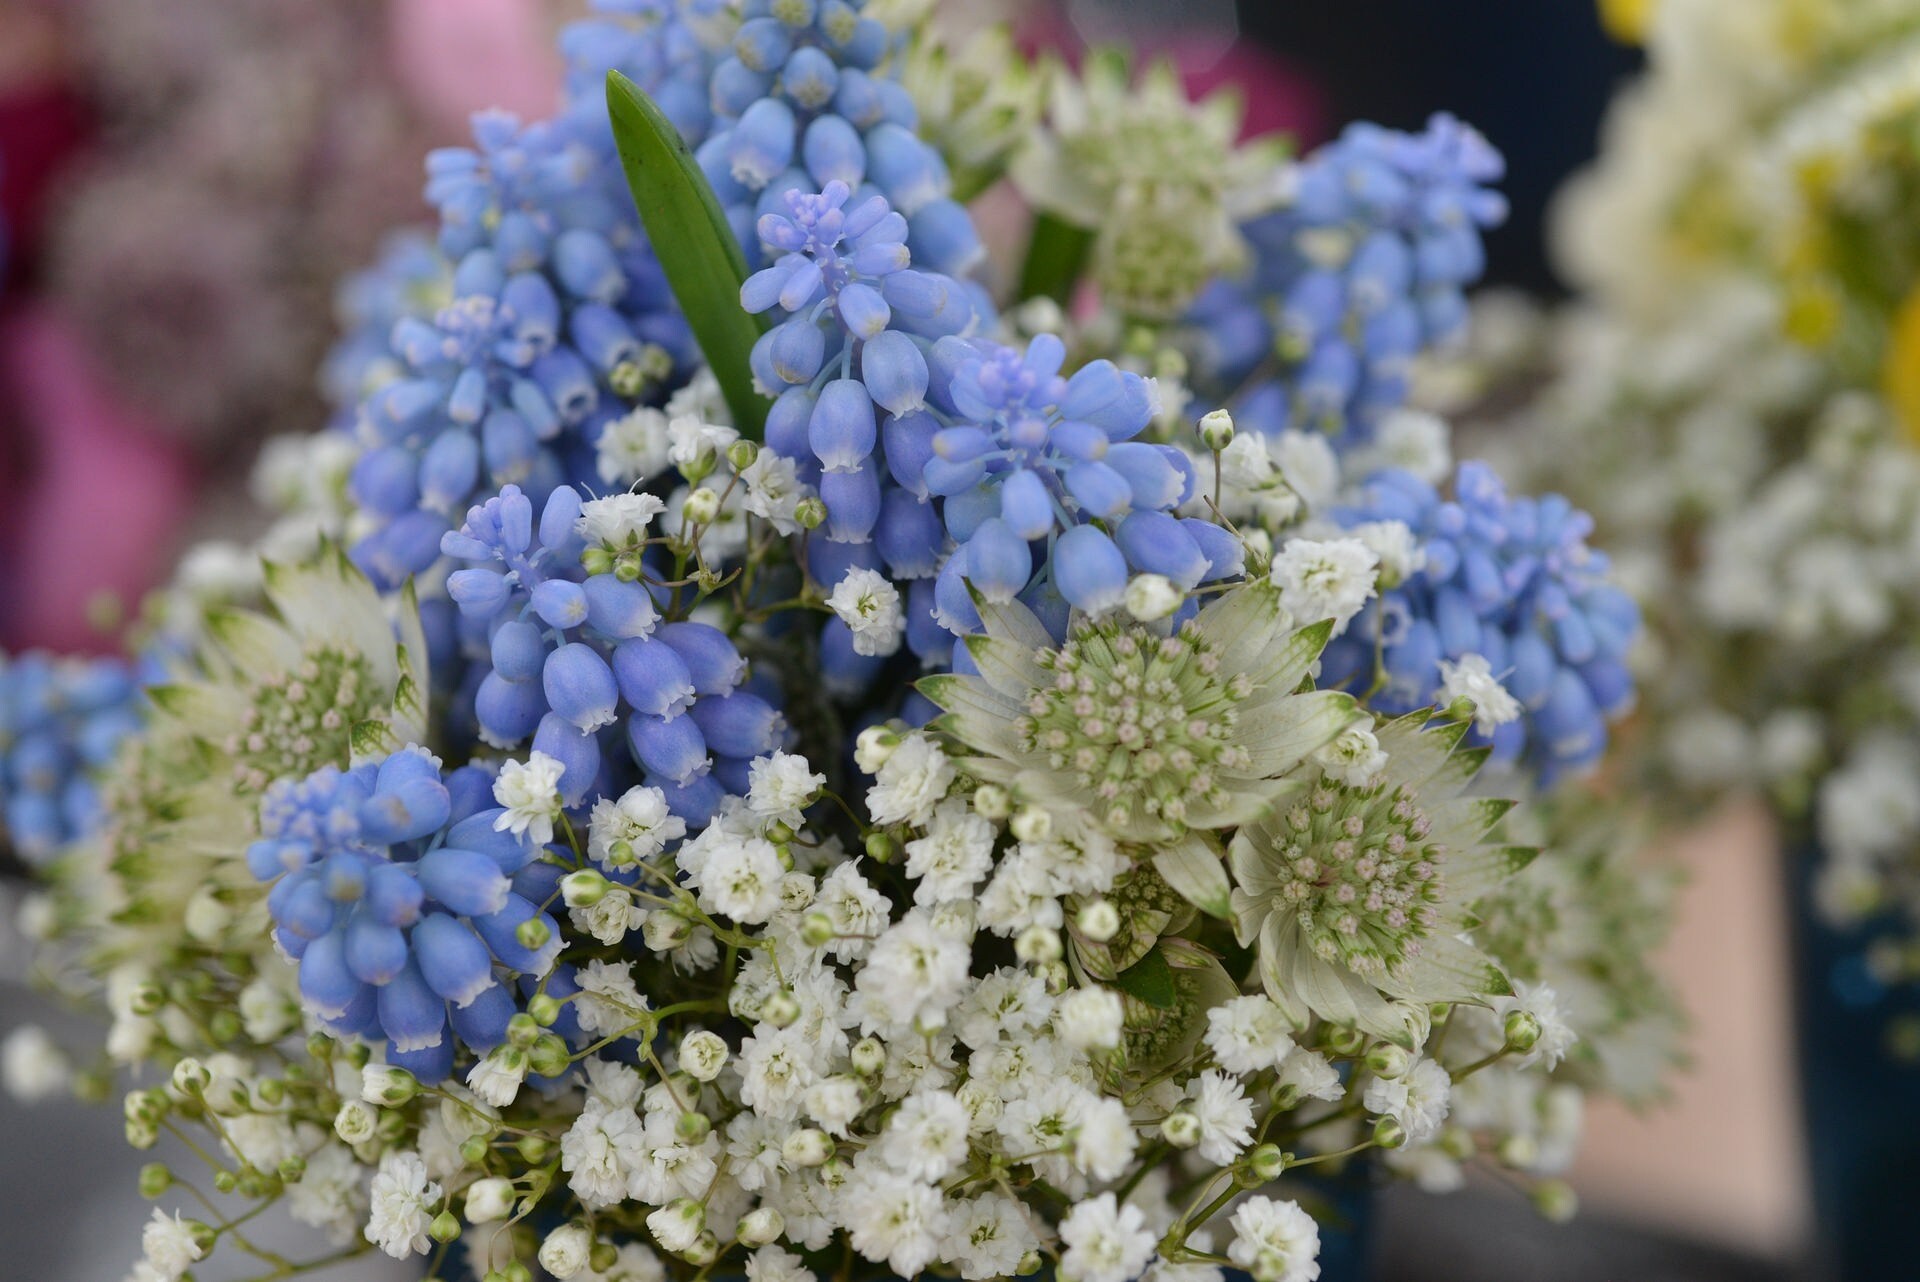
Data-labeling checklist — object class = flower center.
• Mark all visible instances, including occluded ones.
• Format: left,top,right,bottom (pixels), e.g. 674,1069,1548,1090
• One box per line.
1268,781,1446,979
1015,618,1254,832
229,646,377,794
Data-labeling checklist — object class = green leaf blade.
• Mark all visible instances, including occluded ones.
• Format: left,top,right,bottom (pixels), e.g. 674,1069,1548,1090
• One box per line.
606,71,768,438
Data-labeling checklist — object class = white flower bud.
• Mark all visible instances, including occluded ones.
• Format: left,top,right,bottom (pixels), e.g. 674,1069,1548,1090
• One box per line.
1009,807,1052,842
1015,925,1063,964
1162,1110,1203,1148
761,990,802,1030
643,911,694,951
1199,407,1236,451
561,869,610,908
683,487,723,525
465,1177,515,1223
854,725,899,773
333,1100,377,1145
737,1206,785,1247
1124,573,1182,622
360,1064,419,1107
849,1037,886,1077
170,1058,210,1097
1075,899,1122,943
782,1128,832,1167
539,1224,593,1278
647,1198,706,1255
679,1030,729,1082
971,783,1012,820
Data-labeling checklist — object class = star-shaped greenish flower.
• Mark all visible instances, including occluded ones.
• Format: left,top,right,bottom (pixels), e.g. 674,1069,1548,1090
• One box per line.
1228,710,1535,1047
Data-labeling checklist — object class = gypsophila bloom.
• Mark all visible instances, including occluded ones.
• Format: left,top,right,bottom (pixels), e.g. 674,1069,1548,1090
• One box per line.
1186,1070,1255,1165
1227,1196,1321,1282
493,751,567,845
1269,538,1379,637
1059,1193,1156,1282
827,568,907,657
140,1210,204,1281
1364,1057,1452,1144
747,751,826,821
1,1026,68,1102
541,1225,595,1279
865,732,955,828
365,1151,441,1259
1436,654,1522,735
1204,995,1295,1075
589,784,686,868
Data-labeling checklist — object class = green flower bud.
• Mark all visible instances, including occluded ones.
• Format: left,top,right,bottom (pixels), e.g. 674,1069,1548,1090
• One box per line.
1532,1179,1579,1224
277,1155,307,1182
561,868,609,908
614,554,645,583
130,983,167,1016
1364,1043,1411,1080
171,1058,210,1096
1014,925,1063,964
1075,899,1121,943
1372,1117,1407,1149
208,1010,242,1045
795,496,827,530
460,1136,492,1166
782,1128,832,1167
582,546,615,576
1161,1111,1202,1148
528,1033,572,1080
1017,1250,1044,1276
429,1210,462,1245
1498,1133,1540,1169
514,916,552,952
137,1163,172,1198
799,911,837,948
685,1230,720,1266
761,990,802,1030
516,1134,553,1164
727,439,760,472
972,783,1012,820
527,994,562,1027
683,487,722,525
1246,1143,1288,1182
1199,408,1235,451
214,1170,239,1194
863,831,897,863
1009,807,1052,842
507,1012,541,1048
676,1111,712,1143
1503,1009,1541,1055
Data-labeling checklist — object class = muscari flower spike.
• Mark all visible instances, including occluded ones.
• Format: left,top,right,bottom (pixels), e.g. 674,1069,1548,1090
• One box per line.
1228,709,1535,1047
1189,113,1507,445
442,482,786,827
0,652,143,862
248,746,573,1082
1319,462,1640,783
342,0,726,601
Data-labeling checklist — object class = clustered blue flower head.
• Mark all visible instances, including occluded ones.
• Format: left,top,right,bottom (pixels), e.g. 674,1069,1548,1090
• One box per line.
320,231,449,424
442,483,785,826
1189,113,1507,445
247,746,576,1083
340,1,728,602
694,0,983,282
1319,462,1640,783
0,653,142,862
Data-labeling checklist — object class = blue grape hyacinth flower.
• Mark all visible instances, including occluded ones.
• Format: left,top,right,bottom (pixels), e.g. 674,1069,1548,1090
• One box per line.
247,747,562,1083
0,652,143,863
1319,462,1640,783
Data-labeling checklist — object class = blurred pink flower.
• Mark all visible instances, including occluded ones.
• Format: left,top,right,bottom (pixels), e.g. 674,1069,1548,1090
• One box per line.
0,307,195,655
389,0,561,135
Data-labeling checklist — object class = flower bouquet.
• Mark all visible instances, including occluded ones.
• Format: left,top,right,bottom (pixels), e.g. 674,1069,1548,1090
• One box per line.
1,4,1678,1281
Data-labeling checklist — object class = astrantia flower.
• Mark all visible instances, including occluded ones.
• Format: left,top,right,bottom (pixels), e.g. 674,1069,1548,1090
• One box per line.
1011,50,1289,319
922,584,1358,891
1228,710,1530,1045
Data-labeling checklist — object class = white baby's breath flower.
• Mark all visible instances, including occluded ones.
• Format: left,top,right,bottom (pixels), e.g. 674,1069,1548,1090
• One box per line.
1186,1070,1254,1166
141,1210,204,1280
1227,1196,1320,1282
589,785,687,868
578,492,668,546
828,567,907,657
1054,986,1124,1052
493,752,566,846
879,1089,972,1181
2,1026,68,1102
1278,1050,1345,1103
1436,653,1522,734
1312,718,1388,787
1493,982,1578,1070
466,1046,530,1108
1058,1192,1155,1282
866,733,955,827
667,414,739,470
364,1151,441,1259
1363,1057,1452,1144
1269,537,1378,636
574,960,650,1038
748,751,826,821
903,799,996,905
841,1165,946,1276
1204,994,1295,1075
742,450,813,533
1347,519,1426,588
598,407,673,485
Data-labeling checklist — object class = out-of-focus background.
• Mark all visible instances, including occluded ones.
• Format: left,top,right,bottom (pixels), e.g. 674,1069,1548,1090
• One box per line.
0,1,1807,1278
